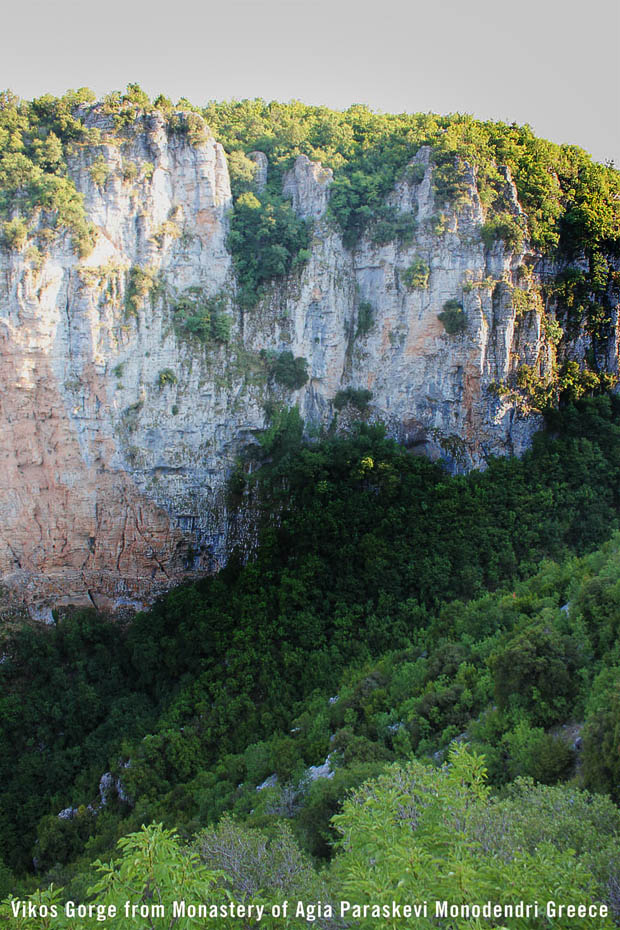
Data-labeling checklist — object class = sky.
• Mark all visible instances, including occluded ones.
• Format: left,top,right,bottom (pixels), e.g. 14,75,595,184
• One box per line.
2,0,619,164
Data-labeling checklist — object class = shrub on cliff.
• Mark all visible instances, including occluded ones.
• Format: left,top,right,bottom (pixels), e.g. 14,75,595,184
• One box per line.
402,257,430,289
157,368,177,388
333,387,372,411
438,299,467,333
264,350,309,390
172,290,232,344
356,301,374,336
1,217,28,251
369,205,417,245
124,265,160,318
480,212,525,250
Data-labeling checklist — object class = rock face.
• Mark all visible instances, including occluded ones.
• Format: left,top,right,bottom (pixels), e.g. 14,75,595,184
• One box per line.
0,110,235,611
282,155,333,219
0,111,617,612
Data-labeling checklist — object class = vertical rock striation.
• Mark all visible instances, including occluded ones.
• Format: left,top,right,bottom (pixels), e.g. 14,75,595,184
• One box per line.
0,112,617,612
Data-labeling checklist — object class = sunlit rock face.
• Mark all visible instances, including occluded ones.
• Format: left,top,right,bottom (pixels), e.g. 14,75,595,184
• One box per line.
0,113,616,612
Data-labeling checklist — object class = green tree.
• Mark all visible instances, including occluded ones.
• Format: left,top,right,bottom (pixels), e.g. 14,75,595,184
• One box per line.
330,745,614,929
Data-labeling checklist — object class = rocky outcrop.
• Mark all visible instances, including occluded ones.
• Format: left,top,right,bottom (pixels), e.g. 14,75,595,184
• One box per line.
282,155,333,218
0,109,235,611
248,151,268,191
0,110,617,612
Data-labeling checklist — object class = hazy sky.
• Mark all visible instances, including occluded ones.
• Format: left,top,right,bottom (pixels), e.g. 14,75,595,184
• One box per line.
3,0,619,164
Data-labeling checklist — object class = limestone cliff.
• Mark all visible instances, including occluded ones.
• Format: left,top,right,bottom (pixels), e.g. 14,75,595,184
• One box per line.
0,107,617,613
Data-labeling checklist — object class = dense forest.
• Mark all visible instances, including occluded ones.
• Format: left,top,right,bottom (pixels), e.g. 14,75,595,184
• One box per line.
1,396,620,927
2,87,620,927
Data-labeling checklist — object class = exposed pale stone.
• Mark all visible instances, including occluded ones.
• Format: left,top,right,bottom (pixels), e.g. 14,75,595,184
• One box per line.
256,774,278,791
248,151,268,191
282,154,333,218
305,756,334,781
0,113,617,613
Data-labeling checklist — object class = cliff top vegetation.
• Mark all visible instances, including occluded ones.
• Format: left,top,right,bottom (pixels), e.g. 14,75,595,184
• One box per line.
1,85,619,297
